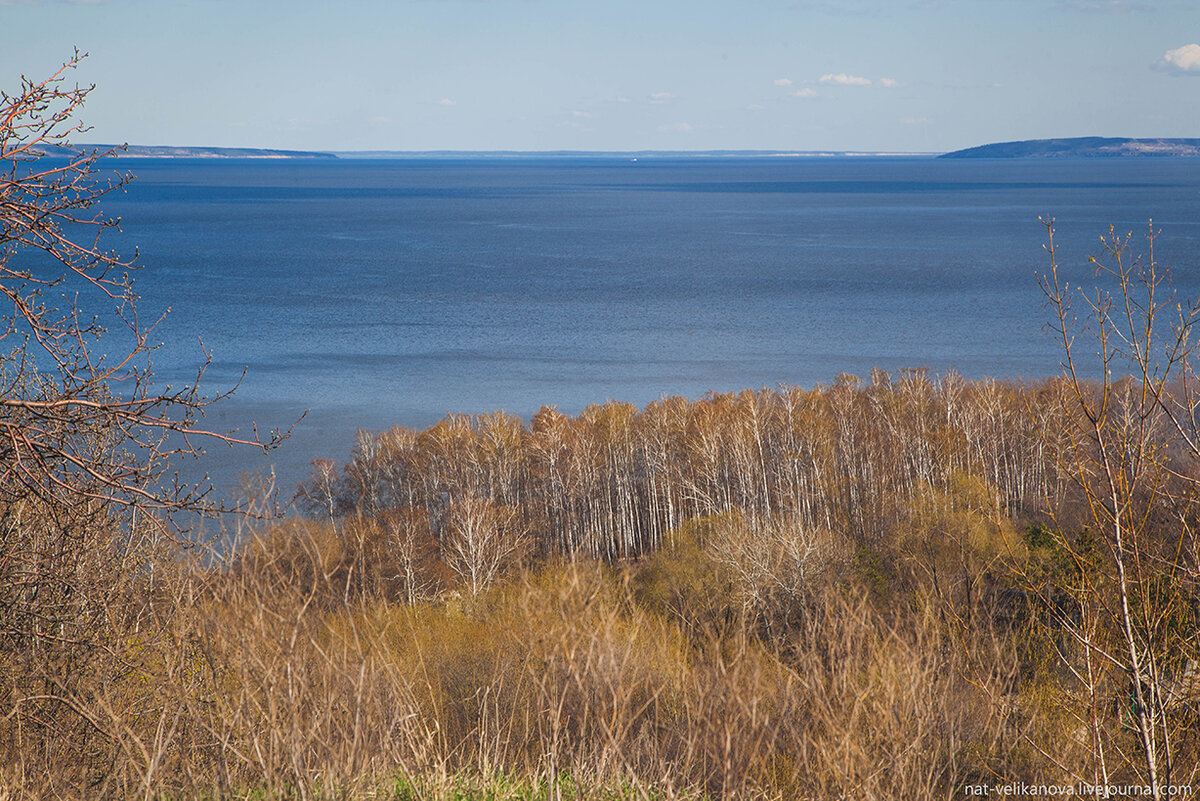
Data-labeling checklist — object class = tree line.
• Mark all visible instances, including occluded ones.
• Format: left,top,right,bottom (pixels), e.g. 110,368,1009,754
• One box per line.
300,370,1072,574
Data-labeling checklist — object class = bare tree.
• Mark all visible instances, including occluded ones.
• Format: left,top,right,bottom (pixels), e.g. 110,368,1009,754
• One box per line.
1035,217,1200,795
442,493,525,596
0,54,287,648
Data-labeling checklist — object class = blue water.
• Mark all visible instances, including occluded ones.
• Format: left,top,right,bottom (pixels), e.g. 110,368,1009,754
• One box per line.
88,156,1200,493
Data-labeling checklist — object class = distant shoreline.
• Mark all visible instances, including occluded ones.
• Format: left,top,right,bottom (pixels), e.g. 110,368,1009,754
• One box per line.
29,144,338,159
941,137,1200,159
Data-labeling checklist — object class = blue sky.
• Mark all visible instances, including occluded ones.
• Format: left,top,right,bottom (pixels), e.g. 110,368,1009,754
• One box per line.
3,0,1199,152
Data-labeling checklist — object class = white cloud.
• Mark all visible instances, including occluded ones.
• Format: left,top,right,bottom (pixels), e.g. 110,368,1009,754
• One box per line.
773,78,793,87
1157,44,1200,74
369,116,393,124
609,96,631,103
746,104,768,111
792,88,818,98
879,78,901,88
437,98,456,106
819,73,872,86
902,117,931,125
649,92,676,104
571,110,595,119
657,122,694,133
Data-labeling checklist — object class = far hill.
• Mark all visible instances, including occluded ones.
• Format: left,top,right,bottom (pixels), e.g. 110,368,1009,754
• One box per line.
29,143,337,159
940,137,1200,159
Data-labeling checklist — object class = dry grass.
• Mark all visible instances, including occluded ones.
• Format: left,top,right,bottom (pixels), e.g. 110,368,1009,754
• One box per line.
0,511,1057,800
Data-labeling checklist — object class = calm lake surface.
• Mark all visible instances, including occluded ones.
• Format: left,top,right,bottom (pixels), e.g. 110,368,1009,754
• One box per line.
96,156,1200,494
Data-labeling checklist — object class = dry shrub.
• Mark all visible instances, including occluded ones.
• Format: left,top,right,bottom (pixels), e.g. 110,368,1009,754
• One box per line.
230,516,449,608
632,514,739,636
191,587,432,796
201,557,810,798
0,520,1034,800
358,563,705,789
0,508,189,799
899,471,1027,623
634,512,848,642
1,549,217,799
782,591,1023,799
705,512,848,636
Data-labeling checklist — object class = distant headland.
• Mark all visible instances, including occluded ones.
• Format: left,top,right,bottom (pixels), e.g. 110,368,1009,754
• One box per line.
940,137,1200,159
30,143,337,159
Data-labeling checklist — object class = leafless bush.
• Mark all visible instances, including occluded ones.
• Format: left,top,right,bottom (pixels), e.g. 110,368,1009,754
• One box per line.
705,511,846,634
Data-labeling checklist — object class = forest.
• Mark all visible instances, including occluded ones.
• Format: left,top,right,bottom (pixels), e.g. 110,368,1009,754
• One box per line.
2,59,1199,800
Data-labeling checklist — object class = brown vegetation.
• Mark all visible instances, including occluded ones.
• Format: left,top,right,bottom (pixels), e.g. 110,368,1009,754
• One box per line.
6,364,1198,798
